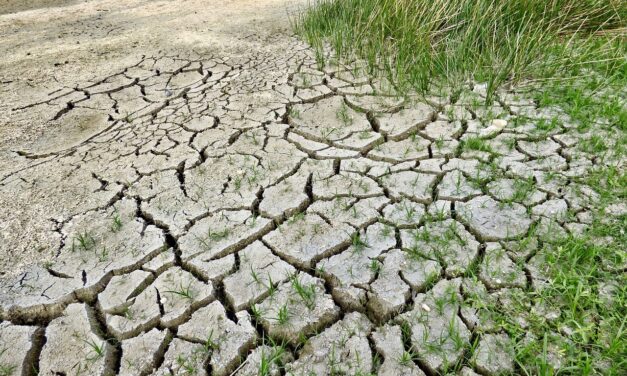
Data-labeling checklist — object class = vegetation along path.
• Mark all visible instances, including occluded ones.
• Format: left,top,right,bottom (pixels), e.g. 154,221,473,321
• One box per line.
0,0,625,375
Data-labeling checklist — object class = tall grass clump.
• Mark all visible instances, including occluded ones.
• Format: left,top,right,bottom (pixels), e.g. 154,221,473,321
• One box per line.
296,0,626,100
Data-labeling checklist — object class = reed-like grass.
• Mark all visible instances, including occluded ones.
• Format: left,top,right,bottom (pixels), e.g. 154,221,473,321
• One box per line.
296,0,626,100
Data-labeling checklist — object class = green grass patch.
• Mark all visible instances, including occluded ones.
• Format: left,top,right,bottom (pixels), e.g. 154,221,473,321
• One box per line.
515,217,626,374
295,0,626,101
463,137,494,153
463,165,627,375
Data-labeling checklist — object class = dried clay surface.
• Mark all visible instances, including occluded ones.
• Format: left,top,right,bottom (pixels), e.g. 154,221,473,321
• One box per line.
0,1,623,375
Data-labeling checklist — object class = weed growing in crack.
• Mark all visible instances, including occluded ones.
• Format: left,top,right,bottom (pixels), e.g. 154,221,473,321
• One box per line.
250,304,263,321
510,177,536,203
345,200,361,219
276,304,290,325
580,134,609,154
372,352,382,370
245,132,260,146
398,350,414,366
233,175,243,191
413,226,431,243
358,130,372,139
294,227,307,241
246,165,263,185
300,74,312,87
468,165,498,191
321,127,338,141
454,172,464,194
176,354,199,375
433,295,448,315
121,305,135,320
536,117,559,134
379,223,393,238
463,137,493,154
347,264,356,278
400,321,413,343
408,132,422,145
288,106,301,120
250,266,261,285
266,274,278,297
434,136,445,151
259,336,289,371
72,231,97,252
369,259,381,274
291,276,317,309
198,227,230,249
259,346,285,376
315,264,326,275
110,212,123,232
401,145,411,158
82,338,106,362
287,212,305,224
164,282,195,300
445,106,456,121
404,245,428,263
338,197,351,211
296,332,309,348
401,201,416,222
357,179,370,193
447,316,465,352
350,232,369,251
336,102,352,126
203,330,219,351
327,344,341,373
425,203,447,224
96,246,109,262
503,136,518,151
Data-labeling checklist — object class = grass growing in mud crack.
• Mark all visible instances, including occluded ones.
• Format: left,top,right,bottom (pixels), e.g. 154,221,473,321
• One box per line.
297,2,626,373
295,0,626,102
514,219,626,374
468,166,626,375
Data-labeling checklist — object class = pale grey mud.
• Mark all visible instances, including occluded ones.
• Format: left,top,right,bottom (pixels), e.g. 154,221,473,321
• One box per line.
0,1,623,375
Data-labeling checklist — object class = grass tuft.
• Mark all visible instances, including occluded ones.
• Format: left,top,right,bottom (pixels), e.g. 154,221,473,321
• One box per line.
296,0,626,100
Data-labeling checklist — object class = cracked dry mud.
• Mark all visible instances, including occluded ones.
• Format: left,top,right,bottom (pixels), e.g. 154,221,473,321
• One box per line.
0,1,624,376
